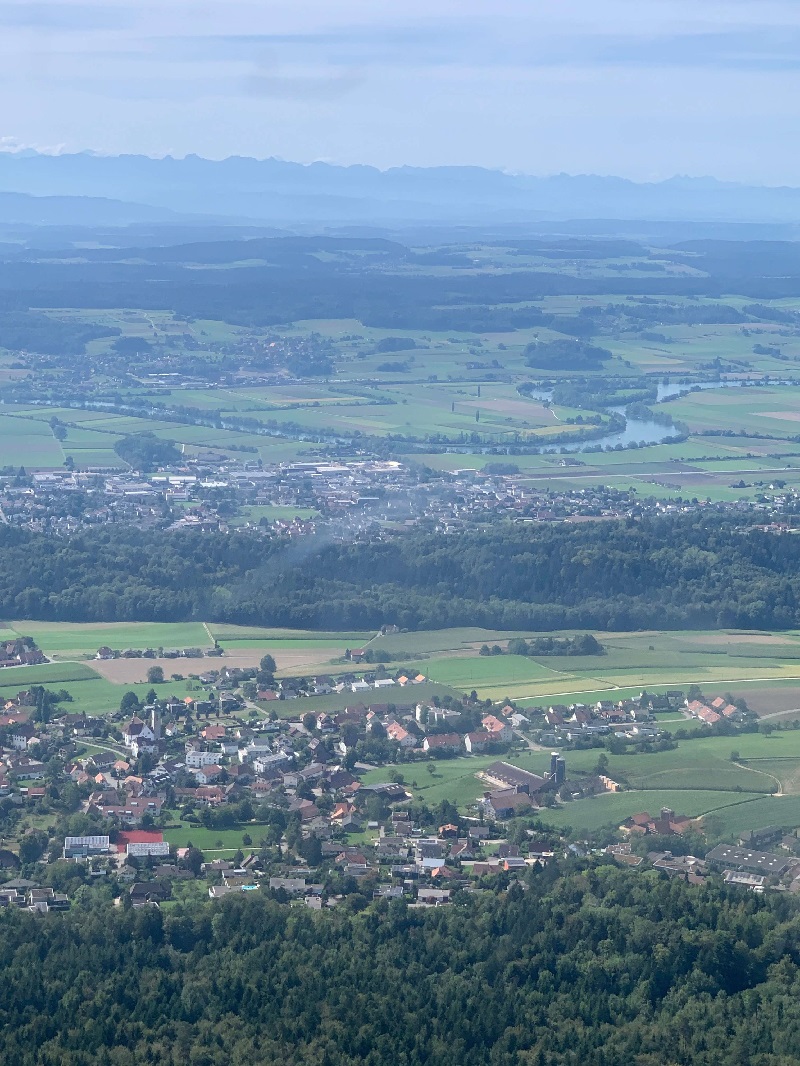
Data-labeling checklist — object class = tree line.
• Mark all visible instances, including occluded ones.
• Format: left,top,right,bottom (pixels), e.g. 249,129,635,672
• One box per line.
1,515,800,631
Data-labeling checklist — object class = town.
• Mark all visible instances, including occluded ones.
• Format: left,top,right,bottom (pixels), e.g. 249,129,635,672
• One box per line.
0,455,795,542
0,650,790,915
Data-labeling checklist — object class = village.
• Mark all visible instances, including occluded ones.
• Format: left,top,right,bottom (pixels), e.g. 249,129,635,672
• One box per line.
0,653,792,914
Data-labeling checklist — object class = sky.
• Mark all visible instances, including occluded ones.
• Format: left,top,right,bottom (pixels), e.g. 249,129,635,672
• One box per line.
3,0,800,183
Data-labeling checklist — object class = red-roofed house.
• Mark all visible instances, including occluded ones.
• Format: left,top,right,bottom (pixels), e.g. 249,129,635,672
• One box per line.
423,733,462,753
481,715,512,742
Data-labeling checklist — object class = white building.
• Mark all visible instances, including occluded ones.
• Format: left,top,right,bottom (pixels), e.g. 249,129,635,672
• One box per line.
185,749,219,769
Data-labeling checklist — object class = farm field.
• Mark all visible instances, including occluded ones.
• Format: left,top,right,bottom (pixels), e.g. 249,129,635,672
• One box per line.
9,620,212,658
539,790,760,834
208,624,374,642
661,384,800,438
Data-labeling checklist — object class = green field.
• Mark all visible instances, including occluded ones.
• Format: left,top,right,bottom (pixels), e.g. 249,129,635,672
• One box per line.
0,661,98,687
163,824,266,853
540,790,760,834
208,624,374,643
10,620,212,658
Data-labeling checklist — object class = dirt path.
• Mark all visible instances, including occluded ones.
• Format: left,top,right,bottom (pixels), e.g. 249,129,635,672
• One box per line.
732,760,783,796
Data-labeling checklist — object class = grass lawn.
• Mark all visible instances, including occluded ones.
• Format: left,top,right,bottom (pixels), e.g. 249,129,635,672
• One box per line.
229,505,320,526
163,824,269,852
362,754,501,810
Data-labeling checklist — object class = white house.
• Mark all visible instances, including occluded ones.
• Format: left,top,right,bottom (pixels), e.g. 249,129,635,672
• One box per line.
481,715,513,743
386,722,417,749
185,749,219,769
195,764,223,785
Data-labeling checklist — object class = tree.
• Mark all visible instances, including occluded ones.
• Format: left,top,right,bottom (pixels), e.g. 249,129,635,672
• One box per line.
19,829,48,864
181,846,204,876
259,654,277,677
594,753,610,775
146,666,164,685
298,835,322,866
120,691,140,715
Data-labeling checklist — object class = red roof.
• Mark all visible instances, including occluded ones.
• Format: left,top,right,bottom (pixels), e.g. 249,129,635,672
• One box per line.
116,829,164,853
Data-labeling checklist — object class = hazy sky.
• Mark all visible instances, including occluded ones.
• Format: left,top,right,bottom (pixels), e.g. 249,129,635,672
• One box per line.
4,0,800,182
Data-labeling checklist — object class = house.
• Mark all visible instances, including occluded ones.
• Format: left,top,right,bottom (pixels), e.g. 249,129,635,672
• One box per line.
201,725,226,742
464,730,492,754
422,733,462,754
416,888,450,905
129,882,170,906
415,841,447,869
195,764,223,785
9,723,37,751
8,756,45,780
386,722,417,748
481,715,512,743
331,802,359,823
269,877,307,895
185,749,220,769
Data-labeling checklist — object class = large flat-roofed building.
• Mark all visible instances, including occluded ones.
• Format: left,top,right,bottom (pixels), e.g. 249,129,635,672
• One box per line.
63,835,111,859
126,841,170,858
480,761,548,795
706,844,795,877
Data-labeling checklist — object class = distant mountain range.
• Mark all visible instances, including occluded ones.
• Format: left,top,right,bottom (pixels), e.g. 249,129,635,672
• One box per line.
4,151,800,228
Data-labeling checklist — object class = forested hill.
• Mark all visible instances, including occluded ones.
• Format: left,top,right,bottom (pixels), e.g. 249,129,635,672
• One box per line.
2,865,800,1065
0,516,799,630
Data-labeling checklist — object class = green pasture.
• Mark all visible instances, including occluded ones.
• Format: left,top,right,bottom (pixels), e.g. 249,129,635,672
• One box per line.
540,790,759,833
0,661,97,687
419,655,573,696
10,620,212,657
701,795,800,839
0,415,65,468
